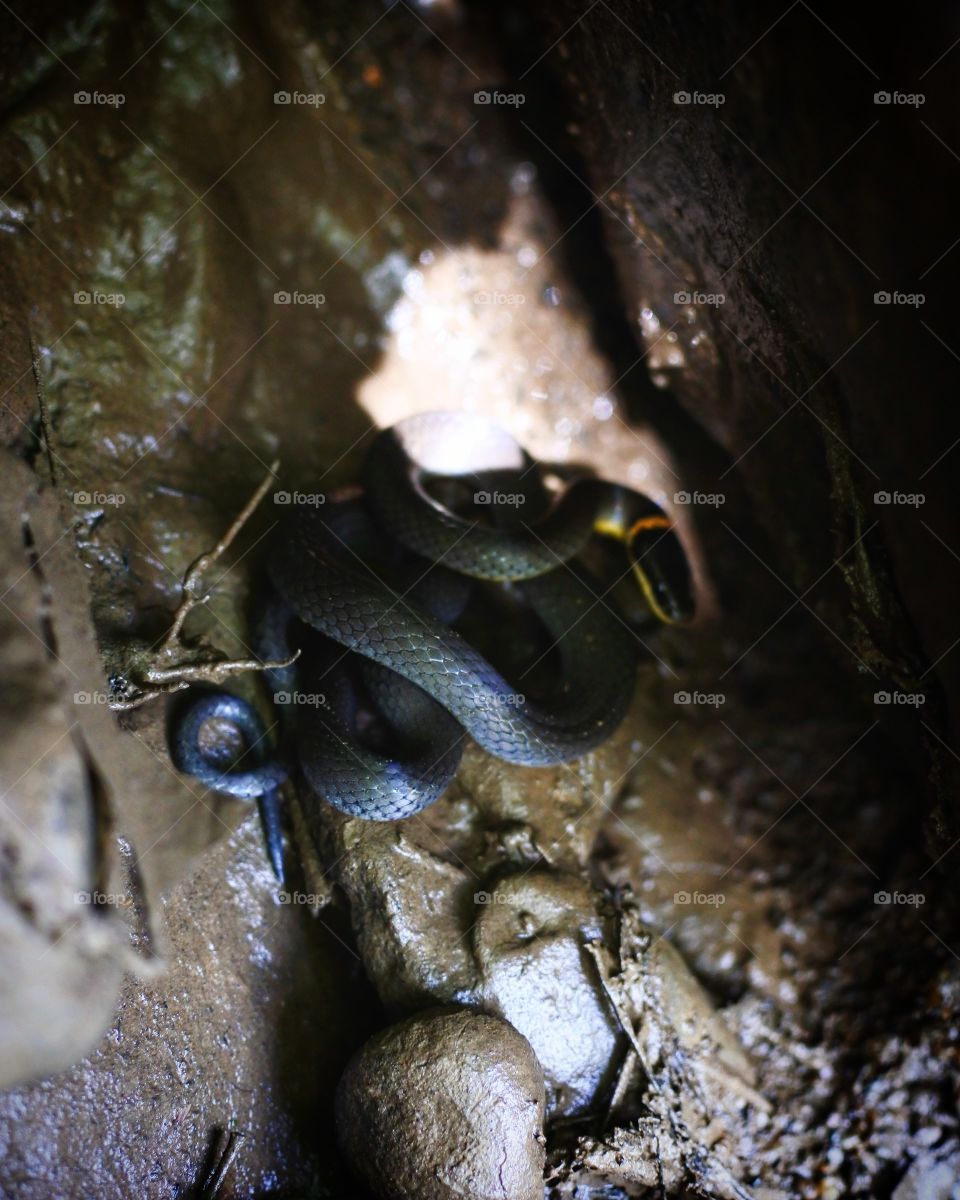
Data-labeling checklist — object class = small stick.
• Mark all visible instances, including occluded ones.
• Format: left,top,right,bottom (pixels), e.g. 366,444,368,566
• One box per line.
198,1128,244,1199
160,461,281,652
109,462,299,711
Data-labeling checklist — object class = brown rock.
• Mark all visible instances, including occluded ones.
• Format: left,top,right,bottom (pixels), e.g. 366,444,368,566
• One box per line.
336,1006,546,1200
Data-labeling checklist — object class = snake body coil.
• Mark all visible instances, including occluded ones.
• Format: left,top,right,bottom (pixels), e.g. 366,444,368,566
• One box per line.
172,412,694,824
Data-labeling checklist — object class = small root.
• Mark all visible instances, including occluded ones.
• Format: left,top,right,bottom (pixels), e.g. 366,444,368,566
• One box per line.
109,462,298,711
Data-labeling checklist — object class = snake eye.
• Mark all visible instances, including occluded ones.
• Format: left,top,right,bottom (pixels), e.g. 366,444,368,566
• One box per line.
627,516,696,624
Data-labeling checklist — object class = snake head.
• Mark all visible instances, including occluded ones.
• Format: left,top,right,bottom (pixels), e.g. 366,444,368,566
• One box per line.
627,512,696,625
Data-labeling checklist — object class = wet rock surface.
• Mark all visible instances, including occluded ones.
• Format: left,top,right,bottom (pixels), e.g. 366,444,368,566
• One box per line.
307,720,638,1120
0,457,127,1088
336,1006,546,1200
521,1,960,840
0,817,381,1196
472,871,618,1118
0,2,955,1199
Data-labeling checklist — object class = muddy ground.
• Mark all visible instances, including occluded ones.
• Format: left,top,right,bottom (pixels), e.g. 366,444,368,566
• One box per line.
0,2,958,1197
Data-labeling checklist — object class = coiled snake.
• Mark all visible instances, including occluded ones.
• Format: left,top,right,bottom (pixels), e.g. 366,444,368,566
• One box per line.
171,412,694,859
